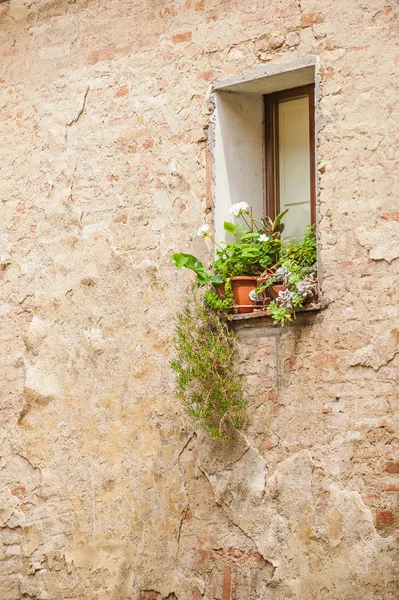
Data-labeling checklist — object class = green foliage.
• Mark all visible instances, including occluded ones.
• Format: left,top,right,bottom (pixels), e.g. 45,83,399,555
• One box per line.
204,282,234,313
223,220,247,241
172,253,222,287
259,208,289,237
281,224,317,267
171,210,318,331
267,301,294,327
170,295,247,440
212,238,281,280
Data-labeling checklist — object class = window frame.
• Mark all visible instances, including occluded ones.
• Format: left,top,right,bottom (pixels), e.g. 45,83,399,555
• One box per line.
264,84,316,226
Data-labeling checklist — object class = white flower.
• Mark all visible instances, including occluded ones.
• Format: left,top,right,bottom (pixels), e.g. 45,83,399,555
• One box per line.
196,224,209,237
229,202,250,218
259,234,269,242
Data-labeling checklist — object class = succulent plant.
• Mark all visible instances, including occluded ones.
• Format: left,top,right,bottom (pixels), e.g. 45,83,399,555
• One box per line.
276,289,296,308
296,280,315,299
274,265,290,284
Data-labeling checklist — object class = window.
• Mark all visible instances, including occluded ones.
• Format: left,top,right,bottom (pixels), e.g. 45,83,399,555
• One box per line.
212,57,317,244
264,85,316,239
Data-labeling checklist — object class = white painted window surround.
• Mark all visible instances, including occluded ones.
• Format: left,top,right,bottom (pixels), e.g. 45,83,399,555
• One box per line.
210,56,317,244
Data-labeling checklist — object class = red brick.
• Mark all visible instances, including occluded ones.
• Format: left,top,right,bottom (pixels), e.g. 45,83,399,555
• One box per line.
196,71,214,81
267,392,278,403
192,588,201,600
116,85,129,97
113,211,128,224
382,211,399,221
384,462,399,474
11,486,26,496
184,507,193,520
143,138,154,149
139,593,158,600
284,358,295,372
88,47,117,64
301,13,324,27
160,7,176,18
222,565,231,600
206,10,218,22
381,484,399,492
172,32,192,44
376,510,394,525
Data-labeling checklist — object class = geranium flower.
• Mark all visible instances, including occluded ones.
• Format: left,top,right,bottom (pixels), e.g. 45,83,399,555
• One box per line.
196,224,209,238
229,202,250,218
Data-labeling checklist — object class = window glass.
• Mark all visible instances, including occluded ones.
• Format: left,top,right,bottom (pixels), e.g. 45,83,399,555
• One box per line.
278,96,311,239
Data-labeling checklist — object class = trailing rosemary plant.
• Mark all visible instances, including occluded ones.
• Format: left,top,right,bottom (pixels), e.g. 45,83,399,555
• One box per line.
170,293,247,441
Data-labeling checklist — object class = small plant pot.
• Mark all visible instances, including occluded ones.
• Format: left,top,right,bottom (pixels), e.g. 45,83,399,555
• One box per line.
269,284,288,300
231,276,259,314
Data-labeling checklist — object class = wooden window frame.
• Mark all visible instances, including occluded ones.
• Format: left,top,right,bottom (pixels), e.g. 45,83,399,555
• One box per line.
264,84,316,225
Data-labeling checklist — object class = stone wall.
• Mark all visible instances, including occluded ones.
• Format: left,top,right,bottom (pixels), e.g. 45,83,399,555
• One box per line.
0,0,398,598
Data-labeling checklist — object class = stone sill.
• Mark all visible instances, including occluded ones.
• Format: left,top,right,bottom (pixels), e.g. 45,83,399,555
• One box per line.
229,302,327,331
230,302,322,321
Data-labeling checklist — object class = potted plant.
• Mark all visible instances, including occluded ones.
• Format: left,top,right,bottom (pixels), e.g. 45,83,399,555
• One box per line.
254,225,318,325
172,203,318,324
172,202,286,313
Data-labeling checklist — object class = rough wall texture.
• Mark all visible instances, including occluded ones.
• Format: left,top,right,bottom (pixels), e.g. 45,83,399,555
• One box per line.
1,0,398,598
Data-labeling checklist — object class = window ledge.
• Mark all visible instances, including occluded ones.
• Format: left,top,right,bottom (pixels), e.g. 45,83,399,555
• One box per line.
230,300,327,325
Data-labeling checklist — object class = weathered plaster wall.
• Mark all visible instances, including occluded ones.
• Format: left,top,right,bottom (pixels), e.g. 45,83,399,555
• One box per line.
0,0,398,598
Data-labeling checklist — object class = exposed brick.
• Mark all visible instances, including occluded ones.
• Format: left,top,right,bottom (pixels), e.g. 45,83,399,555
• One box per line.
139,592,159,600
384,462,399,474
196,71,214,81
11,486,26,496
115,85,129,97
172,32,192,44
143,138,154,149
301,13,324,27
113,211,128,224
88,47,117,64
382,211,399,221
381,484,399,492
376,510,394,525
222,566,231,600
192,588,202,600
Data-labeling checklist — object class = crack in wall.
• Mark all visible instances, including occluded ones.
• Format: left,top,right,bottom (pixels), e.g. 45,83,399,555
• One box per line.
65,86,90,143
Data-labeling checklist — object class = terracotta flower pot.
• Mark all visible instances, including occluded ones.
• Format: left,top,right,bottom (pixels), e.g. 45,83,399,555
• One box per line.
231,276,259,314
269,284,288,300
217,284,226,300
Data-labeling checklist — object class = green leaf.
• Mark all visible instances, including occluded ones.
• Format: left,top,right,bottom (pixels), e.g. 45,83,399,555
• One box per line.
196,271,212,286
273,209,289,231
172,252,191,269
210,275,223,286
223,221,236,235
240,232,259,240
172,253,213,287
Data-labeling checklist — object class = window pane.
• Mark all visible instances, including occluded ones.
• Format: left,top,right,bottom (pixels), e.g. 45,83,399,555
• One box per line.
278,96,310,240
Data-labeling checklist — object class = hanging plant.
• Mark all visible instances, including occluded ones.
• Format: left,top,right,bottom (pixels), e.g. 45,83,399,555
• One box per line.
170,293,247,441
